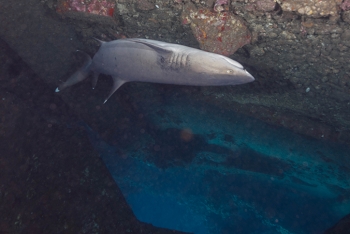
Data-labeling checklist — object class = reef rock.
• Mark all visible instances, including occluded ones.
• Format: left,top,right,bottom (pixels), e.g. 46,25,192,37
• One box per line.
182,6,251,56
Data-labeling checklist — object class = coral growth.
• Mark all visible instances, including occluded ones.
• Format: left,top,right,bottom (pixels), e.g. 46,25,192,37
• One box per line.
214,0,229,12
340,0,350,11
56,0,115,17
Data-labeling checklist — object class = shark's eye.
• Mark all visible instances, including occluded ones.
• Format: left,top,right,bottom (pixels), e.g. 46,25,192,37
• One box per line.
227,69,233,74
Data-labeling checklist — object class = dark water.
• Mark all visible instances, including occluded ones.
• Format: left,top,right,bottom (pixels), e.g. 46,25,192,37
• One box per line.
85,91,350,234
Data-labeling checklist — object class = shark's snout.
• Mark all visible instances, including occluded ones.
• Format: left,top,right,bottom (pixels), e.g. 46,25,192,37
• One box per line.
244,69,255,82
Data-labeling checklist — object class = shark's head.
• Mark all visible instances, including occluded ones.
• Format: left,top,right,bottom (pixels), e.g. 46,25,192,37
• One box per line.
190,52,255,85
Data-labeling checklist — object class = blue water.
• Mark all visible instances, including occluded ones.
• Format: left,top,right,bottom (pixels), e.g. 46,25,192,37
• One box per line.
85,89,350,234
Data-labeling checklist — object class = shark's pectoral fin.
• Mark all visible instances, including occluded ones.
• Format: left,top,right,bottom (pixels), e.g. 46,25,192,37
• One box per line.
103,77,126,104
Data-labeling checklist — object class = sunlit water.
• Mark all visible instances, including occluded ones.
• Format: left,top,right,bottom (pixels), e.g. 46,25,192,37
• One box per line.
85,90,350,234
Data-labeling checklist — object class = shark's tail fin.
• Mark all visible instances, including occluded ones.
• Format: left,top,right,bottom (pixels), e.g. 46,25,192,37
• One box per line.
55,50,92,93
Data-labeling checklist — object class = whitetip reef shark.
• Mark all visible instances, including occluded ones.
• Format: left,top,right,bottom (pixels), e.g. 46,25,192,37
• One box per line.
55,38,255,103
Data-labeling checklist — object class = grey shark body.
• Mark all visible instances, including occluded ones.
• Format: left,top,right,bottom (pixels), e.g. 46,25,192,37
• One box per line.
56,38,254,103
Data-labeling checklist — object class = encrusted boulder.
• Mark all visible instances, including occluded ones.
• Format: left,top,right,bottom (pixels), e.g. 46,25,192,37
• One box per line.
182,6,251,56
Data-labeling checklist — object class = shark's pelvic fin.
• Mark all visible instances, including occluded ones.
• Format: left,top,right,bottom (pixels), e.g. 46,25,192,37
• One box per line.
103,77,126,104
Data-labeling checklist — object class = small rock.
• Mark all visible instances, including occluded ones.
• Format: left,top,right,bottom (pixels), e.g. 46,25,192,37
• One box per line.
135,0,156,11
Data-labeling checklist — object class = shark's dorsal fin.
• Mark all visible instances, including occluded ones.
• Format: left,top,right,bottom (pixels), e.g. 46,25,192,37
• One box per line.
126,38,173,56
94,38,105,45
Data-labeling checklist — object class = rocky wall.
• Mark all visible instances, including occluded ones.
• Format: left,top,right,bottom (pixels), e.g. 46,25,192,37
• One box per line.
1,0,350,231
51,0,350,142
1,0,350,141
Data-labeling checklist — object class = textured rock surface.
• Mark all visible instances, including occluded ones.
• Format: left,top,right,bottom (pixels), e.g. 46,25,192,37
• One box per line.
340,0,350,11
0,0,80,83
245,0,276,12
280,0,340,18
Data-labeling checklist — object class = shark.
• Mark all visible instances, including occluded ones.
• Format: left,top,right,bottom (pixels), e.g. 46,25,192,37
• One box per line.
55,38,254,103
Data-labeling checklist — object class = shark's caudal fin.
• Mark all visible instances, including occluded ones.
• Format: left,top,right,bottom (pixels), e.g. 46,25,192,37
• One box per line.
55,51,92,93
